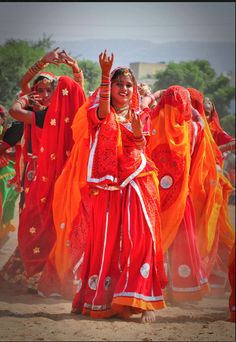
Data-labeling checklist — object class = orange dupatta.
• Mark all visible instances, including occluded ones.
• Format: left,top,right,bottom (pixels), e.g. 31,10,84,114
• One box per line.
187,88,234,258
148,85,192,252
46,100,90,287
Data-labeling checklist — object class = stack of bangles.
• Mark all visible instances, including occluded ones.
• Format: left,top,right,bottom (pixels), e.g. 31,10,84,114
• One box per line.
134,135,146,149
27,59,48,76
100,75,110,101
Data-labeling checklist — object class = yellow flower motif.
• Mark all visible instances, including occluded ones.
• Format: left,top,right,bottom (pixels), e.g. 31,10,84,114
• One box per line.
50,153,56,160
42,176,47,182
40,147,44,152
33,247,40,254
66,150,71,157
50,118,56,126
62,88,69,96
25,187,29,193
40,197,46,203
29,227,36,234
64,117,70,123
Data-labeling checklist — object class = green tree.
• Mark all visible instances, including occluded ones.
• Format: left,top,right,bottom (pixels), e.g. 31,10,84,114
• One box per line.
78,60,101,96
0,38,102,109
152,60,235,117
0,39,49,108
220,114,235,137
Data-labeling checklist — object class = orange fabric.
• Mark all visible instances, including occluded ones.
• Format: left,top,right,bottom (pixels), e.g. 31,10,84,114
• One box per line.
112,296,166,312
189,127,220,257
218,173,235,250
47,101,90,284
148,86,192,252
187,88,223,166
167,283,209,302
41,69,142,294
188,88,235,259
188,88,222,257
18,76,86,277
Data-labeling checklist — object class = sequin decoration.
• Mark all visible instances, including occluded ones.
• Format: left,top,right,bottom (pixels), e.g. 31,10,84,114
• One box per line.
178,264,191,278
140,263,150,279
88,275,99,290
160,175,173,189
62,88,69,96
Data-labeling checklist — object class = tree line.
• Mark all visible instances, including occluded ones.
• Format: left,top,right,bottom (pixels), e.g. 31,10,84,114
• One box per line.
0,37,235,136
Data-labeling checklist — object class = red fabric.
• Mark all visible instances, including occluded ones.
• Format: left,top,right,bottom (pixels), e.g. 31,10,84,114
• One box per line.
88,107,153,187
187,87,224,167
18,76,86,276
38,186,91,299
167,196,208,301
151,144,185,212
152,85,192,122
209,107,234,146
71,75,167,316
148,85,192,252
72,180,167,316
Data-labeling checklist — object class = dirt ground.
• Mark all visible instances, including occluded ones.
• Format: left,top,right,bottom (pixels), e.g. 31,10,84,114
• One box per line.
0,205,235,341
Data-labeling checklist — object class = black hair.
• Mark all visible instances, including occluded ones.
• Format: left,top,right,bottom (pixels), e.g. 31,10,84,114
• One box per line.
111,68,136,85
33,76,57,90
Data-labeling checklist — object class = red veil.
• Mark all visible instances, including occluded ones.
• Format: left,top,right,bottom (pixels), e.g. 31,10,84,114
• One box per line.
209,104,234,146
18,76,86,277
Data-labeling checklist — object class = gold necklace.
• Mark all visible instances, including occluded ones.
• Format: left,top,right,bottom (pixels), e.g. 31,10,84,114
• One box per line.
113,105,130,123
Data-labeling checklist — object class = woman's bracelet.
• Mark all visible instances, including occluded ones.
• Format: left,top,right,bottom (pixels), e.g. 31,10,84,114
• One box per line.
28,59,48,75
134,135,146,150
73,68,83,76
100,75,110,102
134,135,145,141
134,135,146,145
15,97,29,108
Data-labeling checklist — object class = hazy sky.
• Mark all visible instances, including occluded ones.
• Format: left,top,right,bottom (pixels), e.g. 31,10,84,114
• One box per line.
0,2,235,44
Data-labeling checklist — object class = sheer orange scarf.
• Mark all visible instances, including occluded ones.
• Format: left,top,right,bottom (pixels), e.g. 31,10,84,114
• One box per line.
187,88,234,257
148,85,192,252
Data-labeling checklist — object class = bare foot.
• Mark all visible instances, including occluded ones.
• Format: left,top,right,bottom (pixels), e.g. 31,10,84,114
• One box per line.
141,310,156,323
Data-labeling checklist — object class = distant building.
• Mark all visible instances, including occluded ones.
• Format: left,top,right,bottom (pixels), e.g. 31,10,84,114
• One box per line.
129,62,167,83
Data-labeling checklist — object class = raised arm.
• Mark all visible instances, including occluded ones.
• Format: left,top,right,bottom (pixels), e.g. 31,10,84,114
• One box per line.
218,139,236,153
191,106,205,129
58,50,85,90
97,50,114,120
139,84,165,110
20,48,61,95
9,94,35,124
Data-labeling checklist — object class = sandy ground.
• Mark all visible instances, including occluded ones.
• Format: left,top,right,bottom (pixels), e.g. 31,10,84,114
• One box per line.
0,204,235,342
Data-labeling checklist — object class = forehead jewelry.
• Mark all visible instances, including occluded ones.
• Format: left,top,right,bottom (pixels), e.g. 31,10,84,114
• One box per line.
123,68,132,77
